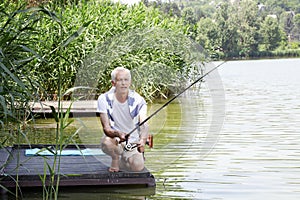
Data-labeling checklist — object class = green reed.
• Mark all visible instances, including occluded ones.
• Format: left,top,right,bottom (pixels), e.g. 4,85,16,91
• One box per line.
16,0,200,101
0,1,90,199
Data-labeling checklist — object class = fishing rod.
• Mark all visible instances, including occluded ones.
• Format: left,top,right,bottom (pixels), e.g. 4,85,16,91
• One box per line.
125,61,227,144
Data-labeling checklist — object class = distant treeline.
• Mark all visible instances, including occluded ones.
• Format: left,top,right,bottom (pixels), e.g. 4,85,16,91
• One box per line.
144,0,300,59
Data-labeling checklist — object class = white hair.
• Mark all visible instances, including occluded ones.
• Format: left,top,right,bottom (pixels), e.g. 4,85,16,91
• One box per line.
111,67,131,81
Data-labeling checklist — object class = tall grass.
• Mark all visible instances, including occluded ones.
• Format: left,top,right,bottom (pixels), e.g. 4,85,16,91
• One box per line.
77,26,206,102
1,1,90,199
41,98,82,200
0,2,59,198
11,0,199,101
2,0,205,102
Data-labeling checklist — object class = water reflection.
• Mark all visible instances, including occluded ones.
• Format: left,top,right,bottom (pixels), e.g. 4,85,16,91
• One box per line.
9,186,155,200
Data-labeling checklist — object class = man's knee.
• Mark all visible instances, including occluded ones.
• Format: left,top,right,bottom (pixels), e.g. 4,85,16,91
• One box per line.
128,154,144,172
101,137,123,158
131,163,144,172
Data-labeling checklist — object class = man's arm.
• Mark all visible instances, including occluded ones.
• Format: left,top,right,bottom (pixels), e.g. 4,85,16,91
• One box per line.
137,105,149,153
139,116,149,144
99,113,126,142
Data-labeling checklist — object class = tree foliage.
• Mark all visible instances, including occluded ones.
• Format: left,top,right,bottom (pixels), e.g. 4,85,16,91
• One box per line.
260,16,282,51
171,0,300,58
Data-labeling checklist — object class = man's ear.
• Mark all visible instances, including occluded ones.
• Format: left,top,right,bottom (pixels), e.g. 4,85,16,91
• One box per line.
111,80,115,86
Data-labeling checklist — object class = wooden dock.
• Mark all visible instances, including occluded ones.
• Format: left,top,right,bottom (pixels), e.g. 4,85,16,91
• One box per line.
30,100,99,117
0,144,156,191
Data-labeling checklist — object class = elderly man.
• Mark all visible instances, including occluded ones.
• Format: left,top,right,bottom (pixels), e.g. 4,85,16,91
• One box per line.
97,67,149,172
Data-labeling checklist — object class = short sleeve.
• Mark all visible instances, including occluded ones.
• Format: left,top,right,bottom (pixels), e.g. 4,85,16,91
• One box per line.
96,94,107,113
139,104,147,117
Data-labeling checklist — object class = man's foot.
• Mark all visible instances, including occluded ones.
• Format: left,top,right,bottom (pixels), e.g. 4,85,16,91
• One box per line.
109,167,119,172
109,159,119,172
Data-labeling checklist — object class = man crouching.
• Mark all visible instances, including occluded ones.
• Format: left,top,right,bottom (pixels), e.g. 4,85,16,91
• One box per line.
97,67,149,172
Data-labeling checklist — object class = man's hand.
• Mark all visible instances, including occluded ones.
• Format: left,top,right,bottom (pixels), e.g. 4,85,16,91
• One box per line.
137,138,147,153
137,144,145,153
117,131,126,142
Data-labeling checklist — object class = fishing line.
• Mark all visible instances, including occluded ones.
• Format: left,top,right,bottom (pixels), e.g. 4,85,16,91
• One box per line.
125,61,227,140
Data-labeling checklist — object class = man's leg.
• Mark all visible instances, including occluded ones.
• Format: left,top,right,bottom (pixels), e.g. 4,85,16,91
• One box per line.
128,152,145,171
121,149,145,172
101,136,122,172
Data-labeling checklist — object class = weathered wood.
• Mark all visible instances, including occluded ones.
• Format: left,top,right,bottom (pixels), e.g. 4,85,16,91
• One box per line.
0,147,11,175
0,145,156,188
30,100,98,117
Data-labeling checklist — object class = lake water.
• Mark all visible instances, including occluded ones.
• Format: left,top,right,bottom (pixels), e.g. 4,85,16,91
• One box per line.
15,58,300,200
145,58,300,200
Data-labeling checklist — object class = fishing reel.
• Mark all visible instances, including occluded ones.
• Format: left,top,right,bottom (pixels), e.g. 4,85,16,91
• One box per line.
124,143,137,151
123,134,154,152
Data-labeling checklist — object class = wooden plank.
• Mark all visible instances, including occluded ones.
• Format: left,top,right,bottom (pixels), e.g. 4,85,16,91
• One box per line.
30,100,98,117
6,155,109,165
1,175,156,188
1,171,155,187
0,147,12,174
0,145,156,188
4,149,110,175
0,147,11,163
30,101,97,112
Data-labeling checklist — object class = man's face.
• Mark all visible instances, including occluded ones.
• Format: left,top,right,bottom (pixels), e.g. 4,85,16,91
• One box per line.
112,70,131,94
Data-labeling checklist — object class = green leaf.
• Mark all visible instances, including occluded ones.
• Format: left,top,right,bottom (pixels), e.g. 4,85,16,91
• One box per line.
65,174,82,177
63,86,98,96
61,20,93,48
45,161,54,176
50,106,59,122
0,62,26,89
17,7,61,25
61,99,76,129
44,146,56,155
19,45,45,62
0,95,8,119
